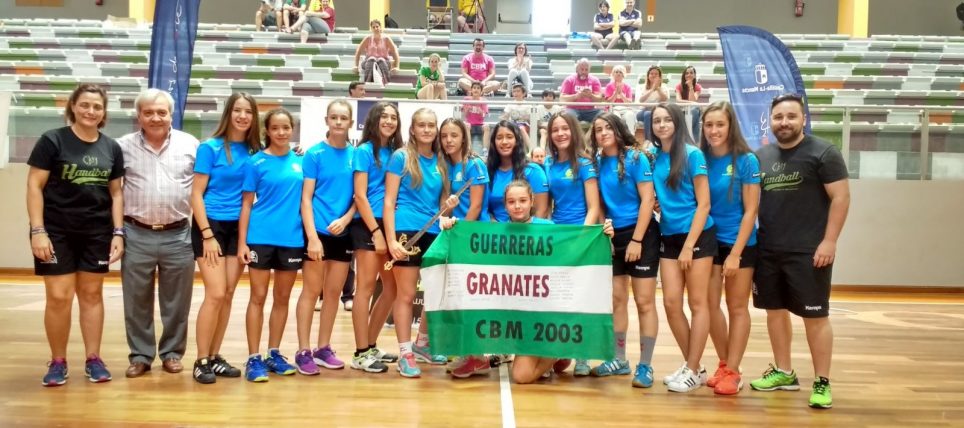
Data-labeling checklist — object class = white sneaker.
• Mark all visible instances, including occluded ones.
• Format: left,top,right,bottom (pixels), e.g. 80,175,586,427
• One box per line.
663,361,687,385
698,365,708,385
667,367,702,393
343,299,353,312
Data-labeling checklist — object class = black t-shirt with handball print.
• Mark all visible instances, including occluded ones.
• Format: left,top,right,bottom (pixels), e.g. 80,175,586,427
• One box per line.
27,126,125,232
755,135,848,253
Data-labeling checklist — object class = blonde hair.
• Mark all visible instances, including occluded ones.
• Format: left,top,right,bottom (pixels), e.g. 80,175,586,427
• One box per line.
404,108,450,193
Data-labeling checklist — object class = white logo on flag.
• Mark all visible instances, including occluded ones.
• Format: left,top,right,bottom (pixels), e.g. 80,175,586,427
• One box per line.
754,64,768,85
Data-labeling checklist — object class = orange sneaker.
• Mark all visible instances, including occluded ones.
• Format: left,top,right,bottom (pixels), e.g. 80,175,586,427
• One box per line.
706,360,727,388
714,368,743,395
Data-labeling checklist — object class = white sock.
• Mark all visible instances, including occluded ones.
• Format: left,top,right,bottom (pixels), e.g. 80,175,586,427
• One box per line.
400,341,413,355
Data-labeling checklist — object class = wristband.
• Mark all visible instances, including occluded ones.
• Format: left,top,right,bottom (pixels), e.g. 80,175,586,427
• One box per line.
113,227,126,237
203,235,216,241
30,226,47,236
370,226,381,235
630,238,642,244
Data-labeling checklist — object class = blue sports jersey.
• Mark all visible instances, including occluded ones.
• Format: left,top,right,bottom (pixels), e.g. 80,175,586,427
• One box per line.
242,150,305,248
353,141,394,219
598,149,654,229
194,137,252,221
707,152,761,246
548,156,598,225
387,150,445,234
304,141,355,236
449,156,490,221
488,163,549,223
529,217,554,225
653,144,714,236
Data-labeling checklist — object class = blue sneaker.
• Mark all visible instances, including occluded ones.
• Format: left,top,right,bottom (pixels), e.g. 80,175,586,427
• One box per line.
43,358,68,387
245,355,269,382
573,359,591,377
632,363,654,388
84,355,112,383
265,350,296,376
397,352,421,378
591,359,631,377
412,344,448,365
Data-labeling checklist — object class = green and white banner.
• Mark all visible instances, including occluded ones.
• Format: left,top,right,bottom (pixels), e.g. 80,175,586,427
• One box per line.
421,221,614,360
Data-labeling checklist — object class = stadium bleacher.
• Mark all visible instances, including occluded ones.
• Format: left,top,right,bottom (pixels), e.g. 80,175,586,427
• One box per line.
0,18,961,179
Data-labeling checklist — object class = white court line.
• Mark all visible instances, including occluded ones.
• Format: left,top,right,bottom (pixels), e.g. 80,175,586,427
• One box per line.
499,364,516,428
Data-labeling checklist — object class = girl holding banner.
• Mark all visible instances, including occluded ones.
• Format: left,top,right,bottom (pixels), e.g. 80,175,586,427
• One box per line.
438,117,495,378
191,92,262,384
350,102,404,372
237,109,304,382
295,100,362,375
650,103,717,393
698,101,760,395
486,121,549,222
384,108,456,378
543,112,601,377
589,112,661,388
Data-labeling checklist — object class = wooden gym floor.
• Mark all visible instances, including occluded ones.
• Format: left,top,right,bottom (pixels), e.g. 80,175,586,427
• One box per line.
0,276,961,427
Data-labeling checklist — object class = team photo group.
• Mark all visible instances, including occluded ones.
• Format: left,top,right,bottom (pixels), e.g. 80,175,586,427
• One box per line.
27,78,849,410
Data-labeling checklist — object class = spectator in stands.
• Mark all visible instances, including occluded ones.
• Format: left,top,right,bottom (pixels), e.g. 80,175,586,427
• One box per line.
534,89,563,137
618,0,643,50
604,65,637,135
506,42,533,94
280,0,304,33
349,81,366,98
463,81,490,156
426,0,453,30
676,65,703,142
590,1,618,51
416,53,448,100
635,65,669,142
530,146,547,166
353,19,400,86
502,83,533,151
458,38,501,95
256,0,281,32
559,58,603,124
297,0,334,43
456,0,486,33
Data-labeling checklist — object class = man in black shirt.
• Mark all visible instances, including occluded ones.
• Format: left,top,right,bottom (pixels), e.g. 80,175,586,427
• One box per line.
748,94,850,410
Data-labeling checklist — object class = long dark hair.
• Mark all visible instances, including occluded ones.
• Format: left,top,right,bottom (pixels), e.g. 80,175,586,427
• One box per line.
651,103,692,190
679,66,698,101
588,111,644,182
212,92,262,163
262,108,295,150
699,101,753,201
486,120,528,188
358,101,403,167
546,111,591,175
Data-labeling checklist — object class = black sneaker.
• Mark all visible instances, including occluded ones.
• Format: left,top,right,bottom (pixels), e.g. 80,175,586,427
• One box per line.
193,358,216,384
210,354,241,377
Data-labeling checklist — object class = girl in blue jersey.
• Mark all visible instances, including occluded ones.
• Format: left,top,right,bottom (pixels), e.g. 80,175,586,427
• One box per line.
384,108,457,378
486,120,549,221
544,112,601,377
588,112,661,387
351,102,404,370
699,101,760,395
651,103,717,393
191,92,262,384
441,117,490,223
294,100,366,375
237,109,304,382
437,117,495,379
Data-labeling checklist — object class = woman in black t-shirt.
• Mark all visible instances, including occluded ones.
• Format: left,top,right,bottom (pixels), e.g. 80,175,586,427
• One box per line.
26,83,125,387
